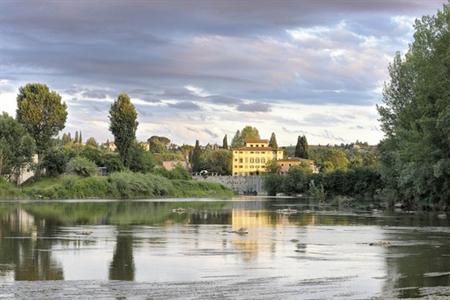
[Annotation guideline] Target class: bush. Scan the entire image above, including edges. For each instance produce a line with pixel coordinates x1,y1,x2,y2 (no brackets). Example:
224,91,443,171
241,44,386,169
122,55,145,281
128,145,155,173
108,171,173,198
66,156,97,177
263,173,284,196
154,165,191,180
41,147,75,177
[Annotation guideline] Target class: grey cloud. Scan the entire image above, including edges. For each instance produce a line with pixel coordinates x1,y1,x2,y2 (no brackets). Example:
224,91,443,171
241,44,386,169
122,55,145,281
237,102,271,112
168,101,201,110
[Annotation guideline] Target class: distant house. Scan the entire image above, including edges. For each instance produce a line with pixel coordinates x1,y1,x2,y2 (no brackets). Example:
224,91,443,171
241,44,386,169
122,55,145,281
231,138,284,176
277,157,318,174
162,160,189,171
102,140,116,152
138,142,150,151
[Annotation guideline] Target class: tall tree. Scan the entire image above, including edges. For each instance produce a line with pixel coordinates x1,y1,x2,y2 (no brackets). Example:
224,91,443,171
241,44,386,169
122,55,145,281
0,113,36,182
191,140,203,172
295,135,309,159
85,137,98,148
231,130,244,148
74,131,79,144
377,3,450,207
79,131,83,144
269,132,278,148
61,133,71,145
16,83,67,159
222,134,228,149
109,93,138,166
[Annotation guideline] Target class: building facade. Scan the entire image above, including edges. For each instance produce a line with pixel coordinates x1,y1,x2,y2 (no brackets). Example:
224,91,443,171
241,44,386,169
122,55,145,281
232,139,284,176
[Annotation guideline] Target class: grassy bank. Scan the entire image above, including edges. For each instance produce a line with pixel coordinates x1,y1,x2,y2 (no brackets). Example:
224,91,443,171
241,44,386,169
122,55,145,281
0,172,233,200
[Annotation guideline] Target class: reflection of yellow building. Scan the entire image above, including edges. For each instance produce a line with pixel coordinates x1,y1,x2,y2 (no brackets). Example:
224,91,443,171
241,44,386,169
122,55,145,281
232,139,284,176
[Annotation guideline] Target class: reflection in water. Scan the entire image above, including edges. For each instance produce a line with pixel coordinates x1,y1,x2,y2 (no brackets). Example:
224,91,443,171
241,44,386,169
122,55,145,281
110,231,135,281
0,199,449,298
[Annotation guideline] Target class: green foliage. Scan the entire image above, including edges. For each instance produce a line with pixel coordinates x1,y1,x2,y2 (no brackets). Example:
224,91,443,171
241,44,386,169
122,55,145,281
231,130,244,147
0,113,36,180
269,132,278,148
231,126,260,147
263,173,284,196
101,153,124,173
16,83,67,157
191,140,203,172
222,134,228,149
66,156,97,177
148,136,170,153
264,167,382,200
85,137,98,147
128,144,155,173
41,147,75,177
295,135,309,159
201,148,231,175
154,165,191,180
107,171,172,199
109,93,138,166
377,3,450,209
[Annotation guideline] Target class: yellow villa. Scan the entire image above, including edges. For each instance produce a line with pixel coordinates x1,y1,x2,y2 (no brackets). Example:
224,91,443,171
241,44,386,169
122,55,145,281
232,139,284,176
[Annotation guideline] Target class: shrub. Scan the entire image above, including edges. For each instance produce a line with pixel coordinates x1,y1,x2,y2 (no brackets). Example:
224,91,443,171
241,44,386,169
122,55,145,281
154,165,191,180
108,171,173,198
66,156,97,177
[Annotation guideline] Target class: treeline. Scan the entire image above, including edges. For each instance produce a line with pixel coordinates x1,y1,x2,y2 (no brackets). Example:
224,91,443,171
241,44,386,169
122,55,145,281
264,164,382,202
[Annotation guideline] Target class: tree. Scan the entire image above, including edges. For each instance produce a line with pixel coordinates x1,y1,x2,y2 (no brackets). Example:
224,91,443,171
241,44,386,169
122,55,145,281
231,130,244,147
240,126,260,142
377,3,450,208
269,132,278,148
62,133,71,145
16,83,67,159
0,113,36,181
191,140,203,172
109,93,138,166
128,143,155,173
222,134,228,149
79,131,83,145
66,156,97,177
85,137,98,148
295,135,309,159
74,131,79,144
148,136,170,153
201,149,232,175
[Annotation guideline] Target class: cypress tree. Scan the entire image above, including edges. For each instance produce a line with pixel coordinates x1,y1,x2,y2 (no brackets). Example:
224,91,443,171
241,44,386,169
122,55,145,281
191,140,203,172
269,132,278,148
222,134,228,149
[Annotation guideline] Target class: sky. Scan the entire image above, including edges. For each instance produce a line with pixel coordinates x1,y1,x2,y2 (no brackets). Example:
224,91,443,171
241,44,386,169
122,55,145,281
0,0,447,146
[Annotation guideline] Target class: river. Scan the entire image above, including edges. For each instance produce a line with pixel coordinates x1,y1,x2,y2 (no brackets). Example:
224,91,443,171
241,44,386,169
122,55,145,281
0,197,449,299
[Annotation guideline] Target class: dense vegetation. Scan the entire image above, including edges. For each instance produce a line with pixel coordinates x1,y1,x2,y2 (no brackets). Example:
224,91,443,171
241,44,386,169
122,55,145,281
377,3,450,210
0,172,232,200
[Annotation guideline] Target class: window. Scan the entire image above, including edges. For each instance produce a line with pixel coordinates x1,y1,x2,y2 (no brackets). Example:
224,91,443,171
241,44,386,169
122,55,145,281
239,165,243,168
250,158,254,163
234,158,238,162
245,158,248,163
250,145,253,147
255,158,260,163
261,158,265,163
239,158,243,163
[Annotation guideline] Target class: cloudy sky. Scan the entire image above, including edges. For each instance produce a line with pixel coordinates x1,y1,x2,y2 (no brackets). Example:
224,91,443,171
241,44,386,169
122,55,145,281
0,1,446,146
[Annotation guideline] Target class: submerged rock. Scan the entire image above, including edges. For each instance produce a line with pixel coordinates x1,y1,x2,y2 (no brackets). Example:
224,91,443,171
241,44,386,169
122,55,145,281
369,240,391,247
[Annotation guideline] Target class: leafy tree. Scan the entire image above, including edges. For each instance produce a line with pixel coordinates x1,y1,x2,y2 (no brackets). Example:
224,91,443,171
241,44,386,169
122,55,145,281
66,156,97,177
295,135,309,159
240,125,260,142
85,137,98,148
191,140,203,172
16,83,67,159
109,93,138,166
41,147,75,177
148,136,170,153
269,132,278,148
231,130,244,147
0,113,36,181
377,3,450,208
101,153,124,173
263,173,284,196
128,143,155,173
222,134,228,149
201,149,232,175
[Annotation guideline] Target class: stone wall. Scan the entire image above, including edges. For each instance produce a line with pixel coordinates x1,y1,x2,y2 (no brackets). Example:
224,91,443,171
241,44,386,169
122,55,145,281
193,175,265,195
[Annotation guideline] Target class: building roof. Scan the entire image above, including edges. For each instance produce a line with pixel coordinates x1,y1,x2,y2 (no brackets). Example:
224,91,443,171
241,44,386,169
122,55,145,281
245,138,269,143
232,146,282,151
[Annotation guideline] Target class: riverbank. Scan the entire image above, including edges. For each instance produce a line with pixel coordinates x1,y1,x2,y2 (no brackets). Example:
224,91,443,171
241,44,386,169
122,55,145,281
0,172,233,200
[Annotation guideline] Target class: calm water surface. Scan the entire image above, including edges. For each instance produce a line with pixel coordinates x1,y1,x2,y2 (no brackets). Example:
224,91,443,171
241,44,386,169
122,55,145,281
0,197,450,299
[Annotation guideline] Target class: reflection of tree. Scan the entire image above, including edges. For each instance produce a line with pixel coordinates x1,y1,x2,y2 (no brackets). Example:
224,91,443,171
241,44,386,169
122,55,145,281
109,228,135,281
0,208,63,280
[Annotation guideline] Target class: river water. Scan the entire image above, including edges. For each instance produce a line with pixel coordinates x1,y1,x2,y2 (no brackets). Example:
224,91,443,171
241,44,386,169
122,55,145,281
0,197,450,299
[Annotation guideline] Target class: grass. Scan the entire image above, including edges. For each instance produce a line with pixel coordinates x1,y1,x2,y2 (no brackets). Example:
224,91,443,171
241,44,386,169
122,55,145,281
0,171,233,200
